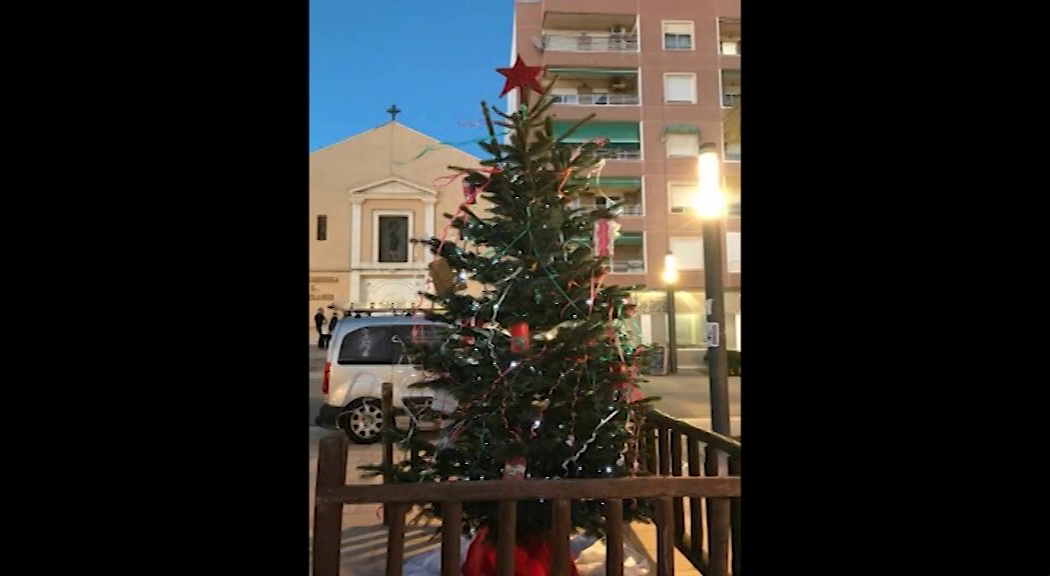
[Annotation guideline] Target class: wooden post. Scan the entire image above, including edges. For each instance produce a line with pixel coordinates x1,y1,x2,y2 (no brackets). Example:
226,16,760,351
441,502,463,576
382,382,394,527
551,500,572,576
655,497,675,576
670,432,684,541
385,503,407,576
312,435,348,576
686,439,704,565
605,498,624,576
705,446,730,576
729,455,742,576
497,501,517,576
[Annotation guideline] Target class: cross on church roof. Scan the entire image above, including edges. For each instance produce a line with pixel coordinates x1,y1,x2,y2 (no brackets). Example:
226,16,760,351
386,104,401,122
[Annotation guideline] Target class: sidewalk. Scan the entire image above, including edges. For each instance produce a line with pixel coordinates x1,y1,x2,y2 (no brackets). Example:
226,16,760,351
308,429,705,576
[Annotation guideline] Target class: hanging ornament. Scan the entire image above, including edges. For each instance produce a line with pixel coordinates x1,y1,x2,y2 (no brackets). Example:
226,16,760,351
462,178,479,205
503,456,528,480
496,55,544,97
509,321,530,353
462,316,482,345
592,218,622,257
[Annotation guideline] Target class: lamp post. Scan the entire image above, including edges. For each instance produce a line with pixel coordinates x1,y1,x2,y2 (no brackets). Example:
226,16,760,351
696,144,732,438
662,251,678,374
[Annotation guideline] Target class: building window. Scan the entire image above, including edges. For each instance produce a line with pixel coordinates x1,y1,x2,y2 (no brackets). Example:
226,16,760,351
718,18,741,55
316,215,327,241
608,232,645,273
664,73,697,104
726,232,741,273
728,198,742,216
665,133,699,158
668,182,697,213
377,215,409,263
669,237,704,270
721,70,741,108
663,21,694,50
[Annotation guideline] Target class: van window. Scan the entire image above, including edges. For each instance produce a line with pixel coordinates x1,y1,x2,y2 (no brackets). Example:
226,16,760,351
337,326,396,365
391,324,448,359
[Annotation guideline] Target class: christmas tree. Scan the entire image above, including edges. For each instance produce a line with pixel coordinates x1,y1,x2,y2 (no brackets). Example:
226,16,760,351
362,57,655,561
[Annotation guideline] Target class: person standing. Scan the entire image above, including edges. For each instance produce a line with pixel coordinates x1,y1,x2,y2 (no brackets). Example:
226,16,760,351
314,308,326,349
326,313,339,349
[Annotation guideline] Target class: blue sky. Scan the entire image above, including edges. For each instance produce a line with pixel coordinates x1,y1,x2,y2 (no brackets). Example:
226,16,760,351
309,0,514,156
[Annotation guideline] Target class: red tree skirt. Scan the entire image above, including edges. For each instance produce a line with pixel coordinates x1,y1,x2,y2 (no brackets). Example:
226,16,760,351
463,527,579,576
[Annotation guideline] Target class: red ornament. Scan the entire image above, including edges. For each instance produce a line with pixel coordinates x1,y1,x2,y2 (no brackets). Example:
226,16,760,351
503,456,527,480
510,321,530,353
463,527,579,576
463,179,478,205
463,317,482,345
496,55,544,98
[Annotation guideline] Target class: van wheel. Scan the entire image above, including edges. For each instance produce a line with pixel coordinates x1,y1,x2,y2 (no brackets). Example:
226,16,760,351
340,398,384,444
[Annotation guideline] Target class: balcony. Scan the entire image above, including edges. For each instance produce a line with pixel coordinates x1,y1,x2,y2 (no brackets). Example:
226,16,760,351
536,12,639,53
608,232,645,273
721,70,741,108
545,68,640,106
718,18,741,55
595,146,642,161
568,177,644,216
552,121,642,161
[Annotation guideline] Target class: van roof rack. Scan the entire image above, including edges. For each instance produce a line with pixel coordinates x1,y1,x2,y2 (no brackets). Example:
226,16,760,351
327,304,423,318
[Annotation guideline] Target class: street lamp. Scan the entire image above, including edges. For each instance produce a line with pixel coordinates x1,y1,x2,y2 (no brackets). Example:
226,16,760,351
695,144,732,438
662,251,678,374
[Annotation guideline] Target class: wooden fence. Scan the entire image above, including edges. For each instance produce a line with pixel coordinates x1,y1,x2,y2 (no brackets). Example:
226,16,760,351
312,384,741,576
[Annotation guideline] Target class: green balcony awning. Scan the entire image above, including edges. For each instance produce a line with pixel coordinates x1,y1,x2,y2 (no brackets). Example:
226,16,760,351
663,124,700,134
546,67,638,77
553,121,640,144
570,176,642,188
615,232,644,246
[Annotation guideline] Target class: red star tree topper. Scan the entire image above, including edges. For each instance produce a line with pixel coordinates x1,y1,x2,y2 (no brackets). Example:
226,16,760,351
496,54,544,97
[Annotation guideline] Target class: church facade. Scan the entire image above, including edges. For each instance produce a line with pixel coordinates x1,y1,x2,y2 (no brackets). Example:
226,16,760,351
309,120,482,336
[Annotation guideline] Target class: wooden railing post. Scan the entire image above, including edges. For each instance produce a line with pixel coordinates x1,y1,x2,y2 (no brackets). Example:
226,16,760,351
551,500,572,576
441,502,463,576
655,497,675,576
705,445,730,576
497,501,517,576
670,432,684,542
381,381,394,527
729,455,742,576
312,435,349,576
385,503,407,576
686,438,703,565
605,498,624,576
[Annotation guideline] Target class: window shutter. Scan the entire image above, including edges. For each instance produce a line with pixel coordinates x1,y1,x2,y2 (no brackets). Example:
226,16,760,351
664,74,695,102
668,183,695,212
669,237,704,270
726,232,741,273
665,133,699,157
664,22,693,35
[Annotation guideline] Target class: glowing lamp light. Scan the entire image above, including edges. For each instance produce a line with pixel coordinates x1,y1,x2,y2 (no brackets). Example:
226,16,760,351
662,252,678,285
694,146,725,219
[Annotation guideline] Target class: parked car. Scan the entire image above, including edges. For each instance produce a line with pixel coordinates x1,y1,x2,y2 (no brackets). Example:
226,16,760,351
315,315,450,444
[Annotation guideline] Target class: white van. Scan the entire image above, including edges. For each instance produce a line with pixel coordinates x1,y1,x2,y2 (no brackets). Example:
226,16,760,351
315,314,448,444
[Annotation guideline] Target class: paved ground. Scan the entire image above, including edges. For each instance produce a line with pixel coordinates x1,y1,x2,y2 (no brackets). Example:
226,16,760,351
308,345,738,575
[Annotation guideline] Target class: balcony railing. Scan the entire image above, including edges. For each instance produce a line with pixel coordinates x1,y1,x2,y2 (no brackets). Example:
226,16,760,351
595,148,642,161
609,259,645,273
571,202,644,215
722,93,741,109
549,93,639,106
539,32,639,53
725,143,741,162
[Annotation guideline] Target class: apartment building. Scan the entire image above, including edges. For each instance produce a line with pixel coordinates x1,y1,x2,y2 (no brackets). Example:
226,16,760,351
510,0,741,367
